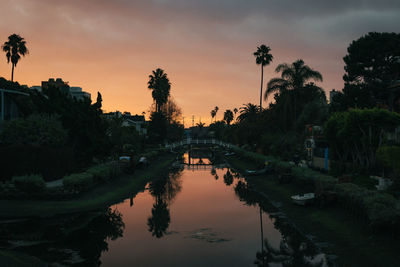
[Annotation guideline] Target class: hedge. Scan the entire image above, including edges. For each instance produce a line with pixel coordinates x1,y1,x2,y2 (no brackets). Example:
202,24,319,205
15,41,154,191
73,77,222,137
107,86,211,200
11,174,46,194
231,145,337,187
86,162,121,183
63,172,94,193
335,183,400,227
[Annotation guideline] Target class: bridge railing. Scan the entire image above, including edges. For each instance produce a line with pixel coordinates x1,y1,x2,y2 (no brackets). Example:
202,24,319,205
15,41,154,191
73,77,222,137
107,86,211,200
165,139,233,149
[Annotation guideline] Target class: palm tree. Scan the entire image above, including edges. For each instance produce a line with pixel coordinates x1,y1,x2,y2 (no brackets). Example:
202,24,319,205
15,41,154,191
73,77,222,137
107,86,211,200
2,34,29,82
147,68,171,113
223,109,234,125
237,103,259,122
265,59,323,122
210,109,216,123
233,108,238,121
214,106,219,121
254,45,273,110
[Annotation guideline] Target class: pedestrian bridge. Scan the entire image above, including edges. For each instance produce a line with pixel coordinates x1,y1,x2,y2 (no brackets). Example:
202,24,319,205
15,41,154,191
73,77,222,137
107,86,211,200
165,139,233,149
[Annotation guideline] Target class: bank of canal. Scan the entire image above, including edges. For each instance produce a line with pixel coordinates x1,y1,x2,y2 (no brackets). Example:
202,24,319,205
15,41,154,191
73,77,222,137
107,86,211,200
227,152,400,267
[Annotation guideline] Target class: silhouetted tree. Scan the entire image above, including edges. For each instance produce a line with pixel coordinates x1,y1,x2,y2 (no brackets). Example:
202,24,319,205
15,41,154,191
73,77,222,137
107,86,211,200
148,68,171,112
211,109,216,123
237,103,259,122
223,109,234,125
254,44,273,110
341,32,400,110
266,59,323,124
2,34,29,82
214,106,219,121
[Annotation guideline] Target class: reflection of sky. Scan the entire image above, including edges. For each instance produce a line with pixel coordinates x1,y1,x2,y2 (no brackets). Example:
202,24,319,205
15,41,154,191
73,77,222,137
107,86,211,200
2,1,399,125
183,152,212,165
101,168,282,266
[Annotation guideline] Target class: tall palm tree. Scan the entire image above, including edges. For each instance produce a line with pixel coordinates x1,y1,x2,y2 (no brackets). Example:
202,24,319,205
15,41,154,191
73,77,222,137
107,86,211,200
2,34,29,82
254,45,273,110
237,103,259,122
265,59,322,121
148,68,171,113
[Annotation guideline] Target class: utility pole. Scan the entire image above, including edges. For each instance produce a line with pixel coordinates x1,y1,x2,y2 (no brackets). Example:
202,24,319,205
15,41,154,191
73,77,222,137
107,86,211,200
182,116,185,127
192,115,194,127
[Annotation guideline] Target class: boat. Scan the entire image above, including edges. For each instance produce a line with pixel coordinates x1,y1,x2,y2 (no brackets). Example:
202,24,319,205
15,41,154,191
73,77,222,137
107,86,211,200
291,193,315,206
245,168,267,176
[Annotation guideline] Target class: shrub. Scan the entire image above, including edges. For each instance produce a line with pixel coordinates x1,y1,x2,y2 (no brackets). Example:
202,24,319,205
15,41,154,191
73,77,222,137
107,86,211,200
63,172,93,193
12,175,46,194
87,162,121,182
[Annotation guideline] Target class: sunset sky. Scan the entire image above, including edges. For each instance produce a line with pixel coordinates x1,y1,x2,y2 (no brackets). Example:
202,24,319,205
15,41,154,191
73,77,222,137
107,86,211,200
1,0,399,126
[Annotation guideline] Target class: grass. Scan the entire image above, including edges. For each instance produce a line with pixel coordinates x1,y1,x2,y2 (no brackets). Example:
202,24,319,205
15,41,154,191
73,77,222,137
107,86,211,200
0,153,177,218
228,154,400,267
0,250,45,267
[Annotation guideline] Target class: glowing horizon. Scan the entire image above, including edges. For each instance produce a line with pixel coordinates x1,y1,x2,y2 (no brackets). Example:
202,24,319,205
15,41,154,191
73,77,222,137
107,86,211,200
1,0,399,127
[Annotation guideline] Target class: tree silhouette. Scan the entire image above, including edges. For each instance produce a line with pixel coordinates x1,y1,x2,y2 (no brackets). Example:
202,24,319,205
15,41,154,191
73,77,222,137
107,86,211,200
223,109,234,125
148,68,171,112
214,106,219,121
265,59,322,123
237,103,259,122
2,34,29,82
211,109,216,123
254,45,273,110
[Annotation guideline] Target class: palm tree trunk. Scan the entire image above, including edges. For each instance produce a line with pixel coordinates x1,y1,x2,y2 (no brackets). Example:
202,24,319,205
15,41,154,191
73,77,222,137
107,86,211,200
259,205,264,253
11,64,15,82
260,65,263,110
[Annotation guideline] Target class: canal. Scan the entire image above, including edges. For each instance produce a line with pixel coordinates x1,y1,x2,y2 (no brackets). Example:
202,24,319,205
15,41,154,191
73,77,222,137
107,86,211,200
0,152,327,266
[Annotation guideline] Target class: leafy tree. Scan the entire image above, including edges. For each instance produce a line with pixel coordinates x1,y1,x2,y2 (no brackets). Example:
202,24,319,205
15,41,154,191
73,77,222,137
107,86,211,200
147,68,171,112
148,111,168,142
30,86,110,166
266,59,323,126
254,44,273,109
343,32,400,110
2,34,29,82
223,109,234,125
325,108,400,169
0,114,67,146
237,103,259,122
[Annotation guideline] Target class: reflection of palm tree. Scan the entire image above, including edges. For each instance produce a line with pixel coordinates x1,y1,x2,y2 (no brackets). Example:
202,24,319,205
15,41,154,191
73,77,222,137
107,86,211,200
147,169,183,238
148,198,171,238
254,44,273,110
211,168,216,176
254,237,324,267
223,169,234,186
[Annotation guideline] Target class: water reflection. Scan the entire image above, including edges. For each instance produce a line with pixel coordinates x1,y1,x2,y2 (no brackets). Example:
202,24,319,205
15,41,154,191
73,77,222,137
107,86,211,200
0,208,124,266
0,152,328,266
234,180,327,267
147,168,183,238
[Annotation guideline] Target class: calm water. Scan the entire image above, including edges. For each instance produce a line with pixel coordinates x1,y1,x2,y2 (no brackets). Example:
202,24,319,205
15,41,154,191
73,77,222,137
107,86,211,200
0,152,326,266
100,166,282,266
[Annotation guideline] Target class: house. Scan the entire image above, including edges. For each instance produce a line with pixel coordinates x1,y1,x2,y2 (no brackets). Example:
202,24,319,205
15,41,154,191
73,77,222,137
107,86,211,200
104,111,148,135
0,88,29,129
38,78,91,101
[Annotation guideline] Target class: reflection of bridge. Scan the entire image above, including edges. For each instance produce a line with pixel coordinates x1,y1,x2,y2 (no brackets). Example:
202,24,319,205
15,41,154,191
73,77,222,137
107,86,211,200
185,165,214,171
166,139,233,149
